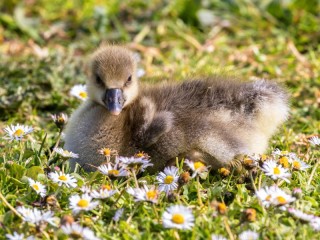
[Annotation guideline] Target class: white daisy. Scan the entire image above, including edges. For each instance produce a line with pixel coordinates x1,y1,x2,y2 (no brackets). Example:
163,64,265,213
261,160,291,183
69,194,99,214
288,208,315,222
70,84,88,101
98,163,128,177
80,185,92,194
184,160,209,179
51,113,68,128
54,147,79,158
98,147,112,157
270,186,296,206
3,124,33,141
112,208,124,222
211,234,227,240
243,154,260,168
42,211,59,227
16,206,56,226
255,186,274,208
310,217,320,231
273,149,297,159
5,232,24,240
91,188,116,199
162,205,194,230
61,223,100,240
49,171,77,188
272,149,291,157
127,185,159,204
238,230,259,240
5,233,34,240
16,206,42,225
156,166,179,193
290,158,310,171
309,136,320,146
117,156,153,172
256,186,296,207
27,178,47,197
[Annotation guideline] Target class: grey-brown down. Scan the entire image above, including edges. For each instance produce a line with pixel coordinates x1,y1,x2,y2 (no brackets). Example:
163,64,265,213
64,45,289,172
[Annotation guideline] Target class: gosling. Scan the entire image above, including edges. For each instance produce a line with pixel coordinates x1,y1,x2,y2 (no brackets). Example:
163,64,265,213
64,45,289,172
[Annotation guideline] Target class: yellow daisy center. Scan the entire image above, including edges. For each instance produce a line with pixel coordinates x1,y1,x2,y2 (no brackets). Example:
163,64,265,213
164,175,174,184
244,157,254,165
32,184,39,191
79,91,87,99
273,167,281,175
101,185,112,190
276,196,287,205
13,129,24,137
218,168,230,176
293,161,301,169
171,213,185,224
218,203,227,213
77,199,89,208
260,154,268,161
58,116,65,123
63,150,70,155
58,175,67,181
135,152,144,157
108,169,119,176
102,148,111,156
194,161,205,170
146,190,157,200
279,157,289,168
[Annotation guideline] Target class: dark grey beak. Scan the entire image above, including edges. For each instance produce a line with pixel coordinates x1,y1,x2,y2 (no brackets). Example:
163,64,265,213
104,89,124,115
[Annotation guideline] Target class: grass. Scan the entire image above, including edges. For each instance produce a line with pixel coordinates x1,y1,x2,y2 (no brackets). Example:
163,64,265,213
0,0,319,239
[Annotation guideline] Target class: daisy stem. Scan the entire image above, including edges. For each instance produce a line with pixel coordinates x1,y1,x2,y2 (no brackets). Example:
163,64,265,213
152,204,159,221
173,230,180,240
113,188,126,207
223,216,235,240
36,133,47,167
131,169,139,188
0,191,22,219
18,141,24,163
196,175,203,206
226,168,235,189
126,203,140,223
307,158,319,186
249,170,257,193
258,172,262,190
54,186,62,197
117,178,130,189
40,230,50,240
176,188,182,204
47,129,63,165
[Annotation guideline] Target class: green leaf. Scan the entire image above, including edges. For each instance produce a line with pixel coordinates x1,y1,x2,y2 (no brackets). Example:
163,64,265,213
25,166,44,179
304,196,319,207
6,163,26,179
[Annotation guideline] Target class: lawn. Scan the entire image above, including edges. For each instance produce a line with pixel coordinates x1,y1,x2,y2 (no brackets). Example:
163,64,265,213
0,0,319,239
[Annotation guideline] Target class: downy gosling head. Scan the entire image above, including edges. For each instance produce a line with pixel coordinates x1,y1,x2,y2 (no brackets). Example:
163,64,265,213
87,45,139,115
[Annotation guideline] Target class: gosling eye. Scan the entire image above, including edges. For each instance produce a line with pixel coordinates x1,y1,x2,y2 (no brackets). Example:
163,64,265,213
95,75,103,85
125,75,132,86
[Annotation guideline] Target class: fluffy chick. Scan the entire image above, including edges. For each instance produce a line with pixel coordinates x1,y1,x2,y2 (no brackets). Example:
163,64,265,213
64,45,289,172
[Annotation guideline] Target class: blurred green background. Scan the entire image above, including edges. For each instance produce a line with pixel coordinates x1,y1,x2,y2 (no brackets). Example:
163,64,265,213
0,0,319,140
